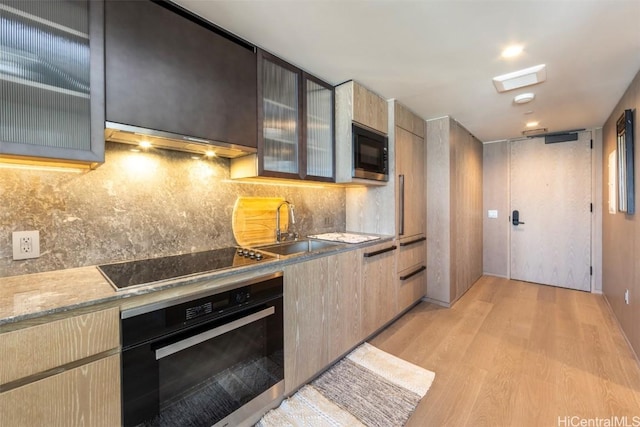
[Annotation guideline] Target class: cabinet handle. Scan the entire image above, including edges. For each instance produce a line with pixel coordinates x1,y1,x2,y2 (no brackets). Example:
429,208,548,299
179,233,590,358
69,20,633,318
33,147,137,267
399,174,405,236
363,245,397,258
400,266,426,281
399,236,426,247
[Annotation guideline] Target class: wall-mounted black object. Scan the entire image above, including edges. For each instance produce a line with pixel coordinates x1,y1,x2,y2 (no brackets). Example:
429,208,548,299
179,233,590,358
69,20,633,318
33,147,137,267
512,210,525,226
617,109,635,215
544,132,579,144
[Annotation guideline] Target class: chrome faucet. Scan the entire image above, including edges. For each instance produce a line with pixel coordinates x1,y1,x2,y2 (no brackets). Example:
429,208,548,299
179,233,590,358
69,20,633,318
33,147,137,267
275,201,298,242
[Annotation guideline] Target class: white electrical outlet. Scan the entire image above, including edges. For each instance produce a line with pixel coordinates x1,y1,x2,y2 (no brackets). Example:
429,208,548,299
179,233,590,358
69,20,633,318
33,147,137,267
625,289,630,305
12,230,40,260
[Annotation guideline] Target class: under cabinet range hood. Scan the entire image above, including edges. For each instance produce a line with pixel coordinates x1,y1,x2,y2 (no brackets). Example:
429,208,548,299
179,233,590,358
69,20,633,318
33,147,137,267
105,122,257,159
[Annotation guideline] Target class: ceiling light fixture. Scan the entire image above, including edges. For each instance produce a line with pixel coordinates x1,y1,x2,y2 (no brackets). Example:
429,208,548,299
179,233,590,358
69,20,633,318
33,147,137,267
493,64,546,93
514,93,535,104
501,45,523,58
139,141,152,149
205,150,216,157
526,121,539,128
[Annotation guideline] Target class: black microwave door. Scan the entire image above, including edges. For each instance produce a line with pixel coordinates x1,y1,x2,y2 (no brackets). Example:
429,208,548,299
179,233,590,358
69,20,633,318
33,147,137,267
356,136,385,171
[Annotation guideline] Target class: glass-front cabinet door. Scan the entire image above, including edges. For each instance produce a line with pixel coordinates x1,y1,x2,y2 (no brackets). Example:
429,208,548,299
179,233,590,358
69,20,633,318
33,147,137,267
304,75,333,180
258,50,334,181
0,0,104,168
260,52,300,177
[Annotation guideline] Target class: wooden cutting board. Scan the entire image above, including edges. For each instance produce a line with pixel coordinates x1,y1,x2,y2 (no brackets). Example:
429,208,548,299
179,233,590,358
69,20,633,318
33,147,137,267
232,197,289,246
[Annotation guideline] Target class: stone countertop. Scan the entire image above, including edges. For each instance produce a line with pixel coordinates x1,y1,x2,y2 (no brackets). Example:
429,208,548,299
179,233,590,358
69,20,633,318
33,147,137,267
0,234,394,328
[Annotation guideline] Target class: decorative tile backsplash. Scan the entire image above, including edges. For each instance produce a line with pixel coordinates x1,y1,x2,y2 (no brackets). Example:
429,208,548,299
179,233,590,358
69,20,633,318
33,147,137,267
0,142,346,278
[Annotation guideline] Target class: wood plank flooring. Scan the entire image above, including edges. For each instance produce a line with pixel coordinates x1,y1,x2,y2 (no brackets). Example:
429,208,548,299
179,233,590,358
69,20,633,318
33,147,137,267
370,276,640,427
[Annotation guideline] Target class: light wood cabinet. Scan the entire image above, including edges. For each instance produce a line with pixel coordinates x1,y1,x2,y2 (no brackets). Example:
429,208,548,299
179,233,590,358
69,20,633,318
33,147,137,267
393,102,426,311
353,82,389,134
0,307,121,426
361,242,398,338
0,354,121,427
0,307,119,386
326,250,362,361
396,126,426,239
395,102,425,139
283,257,329,394
335,80,390,184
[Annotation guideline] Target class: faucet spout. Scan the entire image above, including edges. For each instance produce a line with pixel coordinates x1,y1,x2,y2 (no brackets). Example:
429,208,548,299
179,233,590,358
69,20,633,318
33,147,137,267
276,201,298,242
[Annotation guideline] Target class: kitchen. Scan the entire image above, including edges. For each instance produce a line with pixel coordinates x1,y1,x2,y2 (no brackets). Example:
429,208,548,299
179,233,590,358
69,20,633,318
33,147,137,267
2,0,640,426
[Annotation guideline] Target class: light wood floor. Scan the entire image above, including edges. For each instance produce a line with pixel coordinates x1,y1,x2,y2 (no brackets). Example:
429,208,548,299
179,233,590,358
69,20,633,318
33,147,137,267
370,275,640,427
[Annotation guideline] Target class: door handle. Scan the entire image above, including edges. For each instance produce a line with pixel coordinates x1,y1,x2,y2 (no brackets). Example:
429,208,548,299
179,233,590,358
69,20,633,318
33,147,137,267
399,174,405,236
512,210,525,226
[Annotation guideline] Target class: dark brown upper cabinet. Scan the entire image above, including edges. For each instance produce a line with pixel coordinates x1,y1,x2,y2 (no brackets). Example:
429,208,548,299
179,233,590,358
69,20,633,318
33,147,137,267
104,0,257,150
239,49,334,182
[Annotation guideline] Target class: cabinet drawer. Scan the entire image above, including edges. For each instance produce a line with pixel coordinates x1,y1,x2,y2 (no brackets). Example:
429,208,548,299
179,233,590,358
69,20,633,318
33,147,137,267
398,238,426,272
0,354,121,427
0,307,119,386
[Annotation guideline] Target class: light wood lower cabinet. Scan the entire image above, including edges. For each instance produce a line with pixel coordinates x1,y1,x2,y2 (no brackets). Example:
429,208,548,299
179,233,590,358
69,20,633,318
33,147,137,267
0,354,121,427
326,250,362,362
361,242,397,339
397,265,426,312
284,244,402,395
0,307,121,427
283,257,329,395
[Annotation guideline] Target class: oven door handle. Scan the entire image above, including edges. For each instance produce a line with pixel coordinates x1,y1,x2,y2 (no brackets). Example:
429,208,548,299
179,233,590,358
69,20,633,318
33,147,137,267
155,306,275,360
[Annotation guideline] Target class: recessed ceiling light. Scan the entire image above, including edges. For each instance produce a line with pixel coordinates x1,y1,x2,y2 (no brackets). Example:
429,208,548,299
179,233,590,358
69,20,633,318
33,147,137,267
205,150,216,157
514,93,535,104
493,64,547,92
526,121,540,128
524,110,534,115
501,45,523,58
139,141,152,149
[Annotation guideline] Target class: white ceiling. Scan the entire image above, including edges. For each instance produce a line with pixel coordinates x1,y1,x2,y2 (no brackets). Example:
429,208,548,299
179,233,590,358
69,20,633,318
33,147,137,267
175,0,640,142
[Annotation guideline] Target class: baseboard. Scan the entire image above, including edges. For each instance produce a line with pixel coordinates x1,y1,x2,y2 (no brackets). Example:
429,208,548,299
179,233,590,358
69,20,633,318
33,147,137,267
421,296,451,308
482,272,509,279
602,294,640,367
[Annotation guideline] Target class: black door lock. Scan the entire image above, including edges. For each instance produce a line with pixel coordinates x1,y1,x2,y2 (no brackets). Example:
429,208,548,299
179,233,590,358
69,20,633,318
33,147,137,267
512,210,525,226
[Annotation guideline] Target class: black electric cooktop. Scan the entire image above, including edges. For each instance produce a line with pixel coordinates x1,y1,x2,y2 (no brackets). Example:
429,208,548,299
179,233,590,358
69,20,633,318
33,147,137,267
98,247,274,290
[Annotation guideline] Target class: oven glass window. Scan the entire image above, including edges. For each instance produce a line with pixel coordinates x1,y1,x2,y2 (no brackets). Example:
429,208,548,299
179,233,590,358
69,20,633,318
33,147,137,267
145,313,283,427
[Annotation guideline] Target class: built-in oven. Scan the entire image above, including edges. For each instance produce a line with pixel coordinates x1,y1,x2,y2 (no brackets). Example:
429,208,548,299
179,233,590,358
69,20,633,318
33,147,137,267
353,123,388,182
120,272,284,427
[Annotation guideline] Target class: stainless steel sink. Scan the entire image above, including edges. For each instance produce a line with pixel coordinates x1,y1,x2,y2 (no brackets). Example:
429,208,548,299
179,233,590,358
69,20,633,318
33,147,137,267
256,239,343,257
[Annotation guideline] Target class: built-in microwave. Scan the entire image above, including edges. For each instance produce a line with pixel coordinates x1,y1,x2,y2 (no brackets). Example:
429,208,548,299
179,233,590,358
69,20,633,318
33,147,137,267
352,123,388,182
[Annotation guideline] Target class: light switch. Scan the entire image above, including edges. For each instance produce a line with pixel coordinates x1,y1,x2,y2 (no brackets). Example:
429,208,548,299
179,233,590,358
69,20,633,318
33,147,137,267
488,210,498,219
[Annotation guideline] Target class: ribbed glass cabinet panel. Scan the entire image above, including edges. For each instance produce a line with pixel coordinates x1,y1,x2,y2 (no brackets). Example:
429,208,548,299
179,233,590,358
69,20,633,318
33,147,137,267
0,0,91,151
262,57,299,174
306,79,333,178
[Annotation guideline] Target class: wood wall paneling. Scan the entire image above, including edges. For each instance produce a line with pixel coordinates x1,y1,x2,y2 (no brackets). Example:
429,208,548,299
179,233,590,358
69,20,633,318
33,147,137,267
602,69,640,357
426,117,483,305
482,141,510,277
0,307,119,386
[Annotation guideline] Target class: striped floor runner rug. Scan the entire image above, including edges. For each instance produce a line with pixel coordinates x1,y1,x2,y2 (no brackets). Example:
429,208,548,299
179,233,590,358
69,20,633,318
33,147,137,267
257,342,435,427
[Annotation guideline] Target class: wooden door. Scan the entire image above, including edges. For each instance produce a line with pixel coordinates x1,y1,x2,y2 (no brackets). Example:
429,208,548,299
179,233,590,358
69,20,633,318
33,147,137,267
510,133,592,291
361,243,397,338
396,127,426,238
